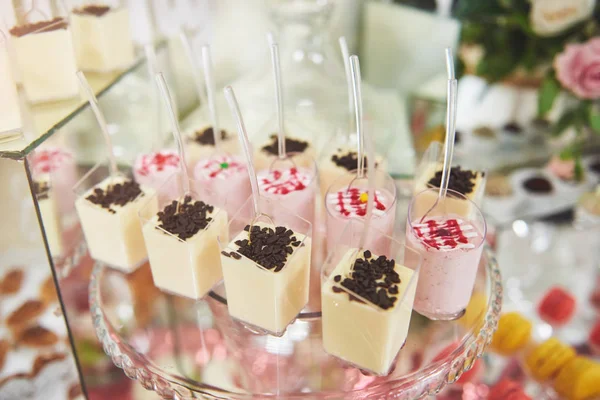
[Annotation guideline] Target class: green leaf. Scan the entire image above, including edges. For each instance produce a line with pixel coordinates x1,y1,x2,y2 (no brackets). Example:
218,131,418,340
589,104,600,133
552,109,577,136
538,76,560,117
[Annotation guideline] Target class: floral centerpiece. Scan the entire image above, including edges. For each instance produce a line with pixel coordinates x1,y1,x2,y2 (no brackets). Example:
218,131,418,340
456,0,600,179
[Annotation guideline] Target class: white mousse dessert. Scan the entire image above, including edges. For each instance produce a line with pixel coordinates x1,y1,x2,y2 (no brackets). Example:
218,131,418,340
34,179,63,257
142,196,228,299
220,222,311,335
75,176,157,271
319,148,385,195
0,38,21,137
10,18,79,104
70,5,135,72
413,165,486,218
322,248,417,376
186,126,241,167
254,135,316,171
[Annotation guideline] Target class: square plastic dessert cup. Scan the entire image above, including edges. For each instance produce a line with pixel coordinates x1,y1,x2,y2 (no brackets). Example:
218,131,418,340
406,188,486,321
324,168,397,256
10,17,79,104
73,161,157,273
321,219,422,376
69,1,135,72
218,194,312,337
139,173,229,300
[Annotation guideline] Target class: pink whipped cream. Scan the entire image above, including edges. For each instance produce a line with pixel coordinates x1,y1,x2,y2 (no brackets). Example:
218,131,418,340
257,167,312,195
31,147,77,213
31,147,74,174
411,218,479,250
326,187,387,218
135,150,180,177
194,155,246,180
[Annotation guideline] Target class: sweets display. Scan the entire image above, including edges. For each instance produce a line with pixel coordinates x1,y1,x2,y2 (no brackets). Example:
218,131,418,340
133,150,181,206
412,165,486,218
0,36,21,136
220,222,311,335
254,135,316,171
321,248,417,375
70,4,134,72
142,196,228,299
30,148,78,214
193,154,251,218
10,18,79,104
33,179,63,256
537,286,577,326
75,176,157,271
187,127,241,167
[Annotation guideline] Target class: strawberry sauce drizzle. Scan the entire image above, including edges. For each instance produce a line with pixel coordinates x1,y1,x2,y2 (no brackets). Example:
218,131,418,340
413,218,471,250
258,167,311,195
31,148,73,174
333,187,386,217
136,151,180,176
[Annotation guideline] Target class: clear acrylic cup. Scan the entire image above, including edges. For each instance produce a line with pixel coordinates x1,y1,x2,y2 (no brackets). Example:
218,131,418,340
321,219,422,376
216,194,312,336
406,188,487,321
139,173,229,300
256,151,318,234
73,161,157,272
324,168,397,256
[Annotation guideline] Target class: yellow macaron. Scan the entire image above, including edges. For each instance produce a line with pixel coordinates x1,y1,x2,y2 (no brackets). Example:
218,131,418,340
553,356,600,400
491,312,532,355
525,338,576,381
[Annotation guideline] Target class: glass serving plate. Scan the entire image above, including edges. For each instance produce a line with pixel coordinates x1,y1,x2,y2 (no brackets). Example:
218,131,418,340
89,246,501,399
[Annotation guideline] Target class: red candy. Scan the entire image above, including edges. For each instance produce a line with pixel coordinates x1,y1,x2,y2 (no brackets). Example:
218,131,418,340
489,379,531,400
537,286,576,326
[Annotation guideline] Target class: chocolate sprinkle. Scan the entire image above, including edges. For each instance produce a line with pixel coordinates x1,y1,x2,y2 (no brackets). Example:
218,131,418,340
33,180,50,201
73,5,111,17
156,196,214,240
232,225,301,272
194,127,228,146
221,251,231,257
333,251,401,310
10,18,68,37
261,134,309,156
86,179,143,214
427,166,478,196
503,122,523,135
331,150,377,172
523,176,553,194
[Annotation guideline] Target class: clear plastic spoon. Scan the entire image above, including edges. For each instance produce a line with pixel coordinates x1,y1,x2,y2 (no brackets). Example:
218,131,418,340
179,30,209,111
349,55,366,180
269,35,286,160
339,36,354,137
201,44,222,150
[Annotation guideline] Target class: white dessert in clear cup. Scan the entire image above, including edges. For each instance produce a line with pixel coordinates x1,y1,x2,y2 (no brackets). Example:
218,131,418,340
10,18,79,104
219,195,312,336
321,220,421,376
74,166,157,272
325,169,397,256
140,180,229,300
406,188,486,320
70,2,135,72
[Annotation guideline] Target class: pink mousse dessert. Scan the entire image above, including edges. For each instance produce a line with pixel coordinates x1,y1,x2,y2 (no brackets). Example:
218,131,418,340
257,167,316,233
407,215,484,320
194,154,251,217
31,147,77,213
133,150,180,205
325,187,396,256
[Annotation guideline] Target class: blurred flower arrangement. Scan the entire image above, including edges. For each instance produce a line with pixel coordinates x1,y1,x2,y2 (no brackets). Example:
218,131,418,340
456,0,600,179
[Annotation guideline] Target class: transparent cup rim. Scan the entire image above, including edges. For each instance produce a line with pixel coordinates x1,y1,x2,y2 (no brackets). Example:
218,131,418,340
324,167,397,219
407,187,487,249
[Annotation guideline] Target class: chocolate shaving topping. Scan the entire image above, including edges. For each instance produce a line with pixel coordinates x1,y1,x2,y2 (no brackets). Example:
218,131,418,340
334,250,400,310
156,196,214,240
33,180,50,201
86,179,143,214
194,127,228,146
233,225,301,272
331,150,377,172
73,5,111,17
10,18,68,37
523,176,553,194
261,134,309,156
427,166,478,196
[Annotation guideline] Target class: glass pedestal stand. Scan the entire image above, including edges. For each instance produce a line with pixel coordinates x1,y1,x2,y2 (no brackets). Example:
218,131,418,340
90,249,501,399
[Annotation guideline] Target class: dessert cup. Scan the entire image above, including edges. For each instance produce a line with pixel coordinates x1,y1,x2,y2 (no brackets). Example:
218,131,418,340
325,168,397,256
74,162,157,272
10,18,79,104
256,152,317,234
219,195,312,336
193,153,251,219
30,147,78,215
140,175,229,300
406,188,486,320
0,35,21,137
69,2,135,72
133,149,180,207
321,219,421,376
186,125,242,168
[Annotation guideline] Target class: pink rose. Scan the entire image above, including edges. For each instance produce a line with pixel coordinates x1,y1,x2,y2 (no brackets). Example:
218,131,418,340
555,37,600,99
